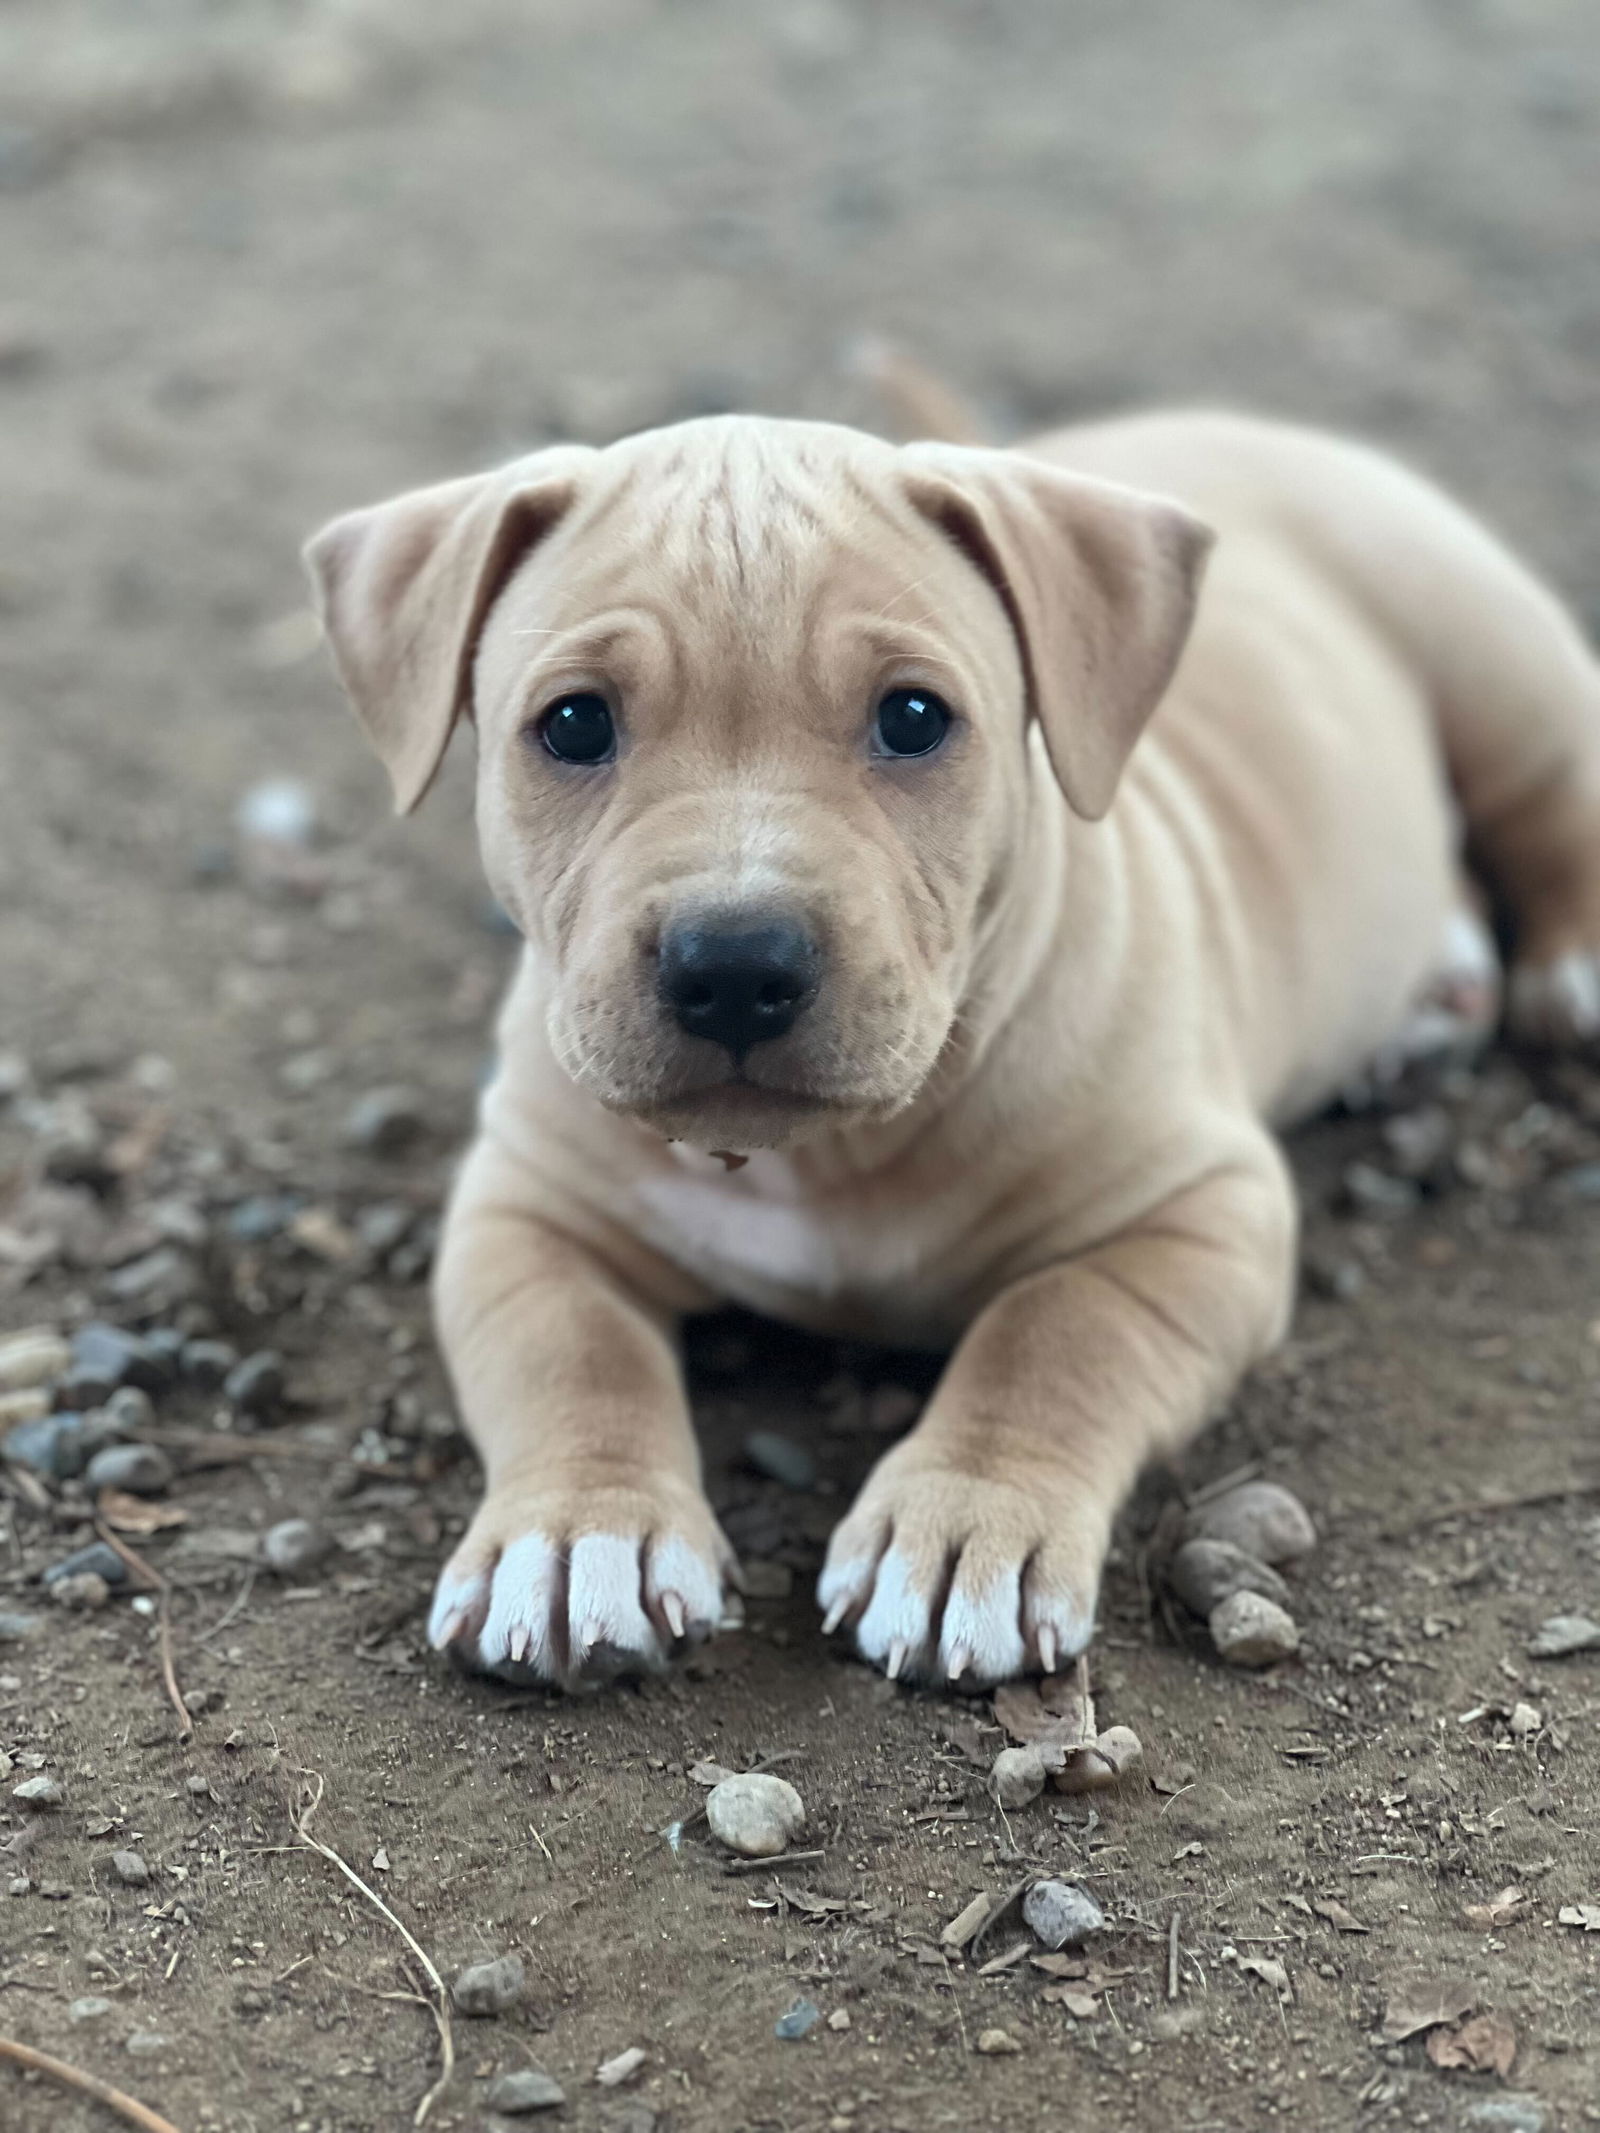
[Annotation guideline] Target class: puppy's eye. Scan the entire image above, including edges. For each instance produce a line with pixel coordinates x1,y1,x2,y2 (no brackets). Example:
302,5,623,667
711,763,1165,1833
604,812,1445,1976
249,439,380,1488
873,687,951,759
539,693,616,764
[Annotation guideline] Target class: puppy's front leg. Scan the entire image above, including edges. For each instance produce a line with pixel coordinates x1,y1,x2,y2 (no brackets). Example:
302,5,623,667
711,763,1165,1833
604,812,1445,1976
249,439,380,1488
819,1148,1296,1685
427,1144,734,1687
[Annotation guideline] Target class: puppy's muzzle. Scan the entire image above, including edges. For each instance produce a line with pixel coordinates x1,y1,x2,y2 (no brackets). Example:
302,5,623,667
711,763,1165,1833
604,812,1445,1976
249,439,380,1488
657,910,820,1060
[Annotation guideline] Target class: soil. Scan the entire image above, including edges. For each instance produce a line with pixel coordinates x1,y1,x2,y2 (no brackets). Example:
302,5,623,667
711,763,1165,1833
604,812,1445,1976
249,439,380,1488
3,4,1600,2130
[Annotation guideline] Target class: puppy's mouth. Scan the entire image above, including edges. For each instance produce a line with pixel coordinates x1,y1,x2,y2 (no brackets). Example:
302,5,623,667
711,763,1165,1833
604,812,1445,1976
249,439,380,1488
622,1072,851,1151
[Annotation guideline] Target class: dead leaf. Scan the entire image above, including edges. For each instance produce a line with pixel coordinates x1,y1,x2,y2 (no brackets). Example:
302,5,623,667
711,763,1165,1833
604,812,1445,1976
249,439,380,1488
775,1883,849,1918
1237,1954,1292,2003
1312,1896,1369,1934
1381,1977,1476,2042
688,1761,735,1788
1042,1985,1100,2019
1029,1953,1088,1980
1426,2012,1516,2076
1558,1903,1600,1932
1462,1886,1526,1930
993,1669,1094,1756
99,1489,190,1535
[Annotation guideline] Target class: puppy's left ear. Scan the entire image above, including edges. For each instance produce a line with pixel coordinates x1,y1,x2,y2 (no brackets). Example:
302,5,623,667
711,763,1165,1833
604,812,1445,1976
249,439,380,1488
902,444,1214,819
303,445,596,814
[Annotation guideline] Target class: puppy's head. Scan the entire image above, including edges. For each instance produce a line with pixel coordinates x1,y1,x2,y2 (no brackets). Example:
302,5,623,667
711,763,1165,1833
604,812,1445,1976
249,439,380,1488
306,418,1209,1149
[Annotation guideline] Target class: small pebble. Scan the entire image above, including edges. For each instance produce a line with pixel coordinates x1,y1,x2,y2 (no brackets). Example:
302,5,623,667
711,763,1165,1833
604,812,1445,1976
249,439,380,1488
237,775,317,846
595,2046,646,2088
1022,1879,1104,1949
742,1429,817,1490
1508,1702,1541,1737
1185,1481,1316,1565
1053,1725,1144,1794
226,1195,303,1244
68,1996,112,2023
1341,1161,1418,1217
85,1444,173,1496
451,1953,526,2017
42,1541,128,1589
1302,1251,1365,1302
0,1330,70,1392
0,1612,44,1643
705,1772,806,1857
13,1774,64,1808
180,1338,240,1389
111,1850,150,1886
66,1321,169,1398
828,2009,851,2031
103,1247,196,1308
0,1387,50,1428
1166,1537,1291,1616
3,1412,87,1479
989,1745,1048,1808
775,1996,820,2040
1528,1614,1600,1658
1382,1105,1455,1182
124,2031,174,2058
976,2029,1021,2055
105,1385,155,1431
262,1518,333,1575
1210,1590,1300,1667
486,2069,566,2113
344,1085,428,1156
51,1573,112,1611
1461,2100,1548,2133
224,1350,285,1416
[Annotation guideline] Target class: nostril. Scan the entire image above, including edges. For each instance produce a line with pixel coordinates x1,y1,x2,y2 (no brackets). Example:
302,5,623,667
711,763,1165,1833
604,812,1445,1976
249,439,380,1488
757,979,800,1009
679,982,717,1012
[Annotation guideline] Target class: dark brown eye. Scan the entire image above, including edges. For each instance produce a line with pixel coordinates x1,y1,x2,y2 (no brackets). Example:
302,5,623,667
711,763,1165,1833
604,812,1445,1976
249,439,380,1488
539,693,615,764
873,687,951,758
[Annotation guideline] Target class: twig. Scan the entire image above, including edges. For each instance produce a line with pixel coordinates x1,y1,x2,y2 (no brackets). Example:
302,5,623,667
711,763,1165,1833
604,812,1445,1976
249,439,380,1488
196,1568,257,1646
0,2036,181,2133
724,1848,824,1876
1392,1479,1600,1534
96,1524,192,1741
1167,1910,1181,2001
292,1774,454,2125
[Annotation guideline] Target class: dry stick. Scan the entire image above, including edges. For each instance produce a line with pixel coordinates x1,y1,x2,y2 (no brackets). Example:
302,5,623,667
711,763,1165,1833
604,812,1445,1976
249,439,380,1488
292,1774,454,2127
0,2036,181,2133
96,1524,193,1742
1167,1911,1181,2001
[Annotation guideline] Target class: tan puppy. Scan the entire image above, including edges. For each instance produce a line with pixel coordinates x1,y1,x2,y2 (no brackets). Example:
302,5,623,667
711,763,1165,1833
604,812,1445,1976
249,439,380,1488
306,408,1600,1688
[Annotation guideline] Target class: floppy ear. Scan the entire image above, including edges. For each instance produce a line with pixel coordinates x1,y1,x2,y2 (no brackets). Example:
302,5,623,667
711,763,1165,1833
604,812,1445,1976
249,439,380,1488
901,443,1214,819
303,446,595,814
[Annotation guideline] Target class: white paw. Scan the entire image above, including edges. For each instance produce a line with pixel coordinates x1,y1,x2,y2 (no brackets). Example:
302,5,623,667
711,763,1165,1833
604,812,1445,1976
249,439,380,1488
428,1483,732,1690
816,1456,1100,1688
1356,905,1501,1098
1508,949,1600,1047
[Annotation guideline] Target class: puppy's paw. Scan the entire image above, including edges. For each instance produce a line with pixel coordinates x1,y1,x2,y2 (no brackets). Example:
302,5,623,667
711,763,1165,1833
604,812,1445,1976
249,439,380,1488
816,1453,1102,1688
428,1477,734,1690
1508,947,1600,1048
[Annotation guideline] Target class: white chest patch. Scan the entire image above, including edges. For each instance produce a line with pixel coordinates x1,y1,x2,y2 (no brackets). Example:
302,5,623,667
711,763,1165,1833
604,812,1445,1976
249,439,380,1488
634,1161,851,1303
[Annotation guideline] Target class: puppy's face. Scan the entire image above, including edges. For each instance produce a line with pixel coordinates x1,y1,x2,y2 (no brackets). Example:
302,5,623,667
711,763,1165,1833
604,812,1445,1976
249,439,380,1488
309,418,1208,1150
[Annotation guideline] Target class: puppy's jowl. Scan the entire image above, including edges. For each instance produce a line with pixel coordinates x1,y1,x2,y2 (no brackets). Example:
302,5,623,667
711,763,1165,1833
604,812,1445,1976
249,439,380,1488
307,409,1600,1689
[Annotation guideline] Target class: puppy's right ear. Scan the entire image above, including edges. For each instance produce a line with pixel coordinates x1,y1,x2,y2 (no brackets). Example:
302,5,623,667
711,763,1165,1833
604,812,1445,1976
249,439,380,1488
303,446,595,814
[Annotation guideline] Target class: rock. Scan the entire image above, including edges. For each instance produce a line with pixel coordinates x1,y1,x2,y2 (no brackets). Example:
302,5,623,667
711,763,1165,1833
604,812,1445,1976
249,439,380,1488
1053,1726,1145,1793
1210,1590,1300,1667
237,776,317,847
1528,1614,1600,1658
12,1774,64,1808
4,1412,88,1479
1302,1250,1365,1301
1341,1161,1418,1217
103,1247,196,1309
595,2046,646,2087
85,1444,172,1496
487,2069,566,2113
344,1086,427,1156
51,1573,112,1611
104,1386,155,1431
705,1772,806,1857
68,1996,112,2022
65,1322,169,1397
989,1746,1048,1808
975,2028,1020,2055
124,2031,174,2059
226,1195,303,1244
1461,2099,1548,2133
1166,1538,1291,1616
451,1953,525,2017
1382,1105,1455,1183
0,1329,69,1392
1508,1702,1541,1737
1022,1879,1104,1949
1185,1481,1316,1565
0,1611,44,1642
742,1429,817,1490
775,1996,820,2040
180,1338,240,1388
42,1541,128,1589
224,1350,285,1416
0,1388,50,1429
262,1518,332,1576
111,1850,150,1886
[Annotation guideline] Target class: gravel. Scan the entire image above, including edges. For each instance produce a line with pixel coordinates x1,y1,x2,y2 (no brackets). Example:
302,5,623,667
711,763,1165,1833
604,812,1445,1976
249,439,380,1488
705,1772,806,1857
85,1443,173,1496
262,1518,333,1575
224,1350,286,1416
1167,1537,1291,1616
180,1338,240,1388
1186,1481,1316,1565
3,1412,88,1479
451,1953,526,2017
741,1429,817,1490
344,1085,428,1155
989,1745,1048,1808
1210,1590,1300,1666
1022,1879,1104,1948
486,2069,567,2113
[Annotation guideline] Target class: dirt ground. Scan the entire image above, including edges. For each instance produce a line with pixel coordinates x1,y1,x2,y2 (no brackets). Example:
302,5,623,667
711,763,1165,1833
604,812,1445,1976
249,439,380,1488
3,3,1600,2129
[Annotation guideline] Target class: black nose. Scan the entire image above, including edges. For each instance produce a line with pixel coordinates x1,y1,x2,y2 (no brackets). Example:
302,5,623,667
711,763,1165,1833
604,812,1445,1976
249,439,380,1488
658,915,820,1057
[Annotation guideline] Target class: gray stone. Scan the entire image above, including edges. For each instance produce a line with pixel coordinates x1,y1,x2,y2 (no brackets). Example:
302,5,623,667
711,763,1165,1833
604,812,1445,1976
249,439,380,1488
262,1518,332,1576
0,1329,69,1391
1185,1481,1316,1565
85,1444,173,1496
1461,2098,1548,2133
451,1953,526,2017
344,1085,427,1156
1341,1161,1419,1217
1528,1614,1600,1658
104,1385,155,1431
990,1746,1048,1808
226,1195,302,1244
66,1321,169,1396
224,1350,285,1415
705,1772,806,1857
180,1338,240,1389
0,1611,44,1643
124,2030,174,2058
12,1774,64,1808
775,1996,820,2039
51,1573,112,1610
1167,1538,1291,1617
1022,1879,1104,1949
68,1996,113,2022
111,1850,150,1886
1210,1590,1300,1667
486,2069,566,2113
1382,1105,1455,1182
43,1541,128,1589
3,1412,87,1479
742,1429,817,1490
102,1247,196,1308
237,776,317,846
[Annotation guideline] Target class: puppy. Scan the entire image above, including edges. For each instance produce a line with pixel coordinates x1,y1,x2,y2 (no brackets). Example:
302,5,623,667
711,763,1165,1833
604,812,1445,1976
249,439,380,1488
306,406,1600,1688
